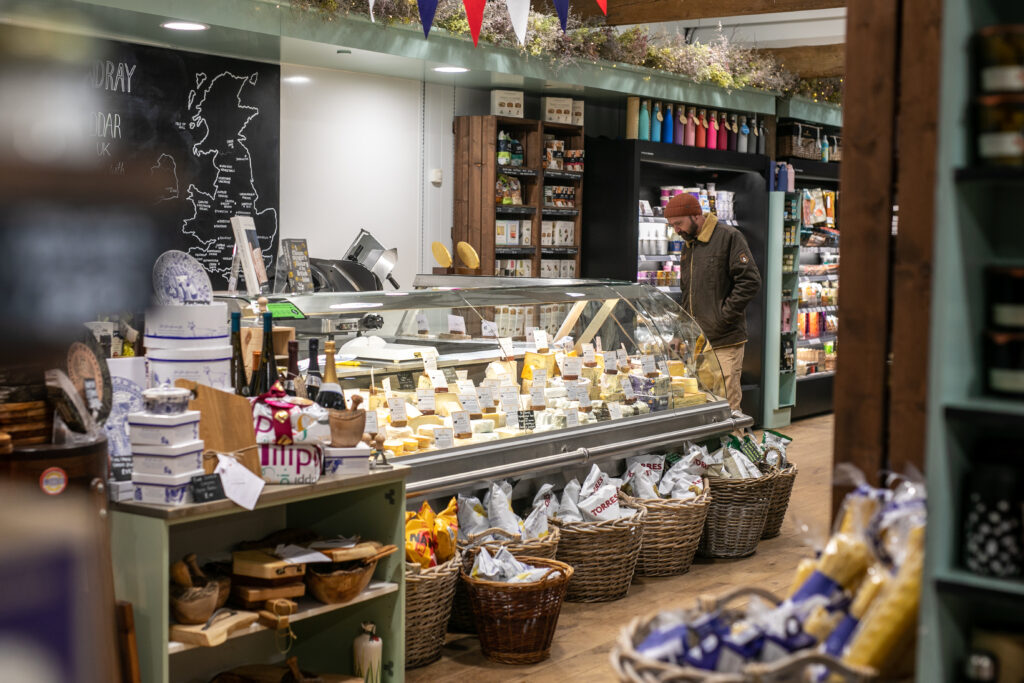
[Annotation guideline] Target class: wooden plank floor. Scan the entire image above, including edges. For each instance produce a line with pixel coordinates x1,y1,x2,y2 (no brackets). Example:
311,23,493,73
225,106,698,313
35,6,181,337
406,414,834,683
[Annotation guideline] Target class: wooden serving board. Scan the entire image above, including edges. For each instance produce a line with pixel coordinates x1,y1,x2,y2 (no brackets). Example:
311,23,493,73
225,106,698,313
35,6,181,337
318,541,383,563
175,380,259,476
230,582,305,609
170,610,258,647
232,550,306,581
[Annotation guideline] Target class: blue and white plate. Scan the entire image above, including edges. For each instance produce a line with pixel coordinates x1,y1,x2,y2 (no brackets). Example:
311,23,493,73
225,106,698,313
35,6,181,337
153,250,213,305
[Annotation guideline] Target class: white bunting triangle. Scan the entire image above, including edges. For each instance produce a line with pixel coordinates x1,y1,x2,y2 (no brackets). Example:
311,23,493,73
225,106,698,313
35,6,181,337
368,0,376,21
506,0,530,46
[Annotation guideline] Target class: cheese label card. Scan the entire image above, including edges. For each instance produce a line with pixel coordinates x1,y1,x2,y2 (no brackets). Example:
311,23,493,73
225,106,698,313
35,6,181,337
530,385,546,408
565,410,580,428
500,386,519,412
622,381,636,400
458,393,481,414
387,397,407,423
456,379,476,395
582,344,596,364
563,356,583,377
617,347,629,363
595,336,603,352
416,388,435,411
657,360,671,376
498,337,515,359
191,473,226,503
641,355,657,375
442,366,459,383
382,377,393,398
415,312,429,331
477,385,494,406
451,410,471,435
608,402,623,420
447,314,467,334
560,336,574,352
602,351,617,368
576,386,593,409
525,326,538,343
420,348,439,373
533,329,549,351
456,369,469,382
429,369,448,390
364,410,379,434
517,410,536,430
505,410,519,429
532,368,548,386
434,427,454,449
481,320,498,337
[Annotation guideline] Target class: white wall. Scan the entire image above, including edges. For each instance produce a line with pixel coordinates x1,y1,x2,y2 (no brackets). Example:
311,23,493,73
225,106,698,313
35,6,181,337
279,64,426,289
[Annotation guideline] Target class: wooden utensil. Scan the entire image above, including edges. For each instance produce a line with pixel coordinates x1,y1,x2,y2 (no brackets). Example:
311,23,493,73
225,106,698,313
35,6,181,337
233,550,306,581
230,582,305,609
170,583,218,625
169,609,259,647
170,561,192,589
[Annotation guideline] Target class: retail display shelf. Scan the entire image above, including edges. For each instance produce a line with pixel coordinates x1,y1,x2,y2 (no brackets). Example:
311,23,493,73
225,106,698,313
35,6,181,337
637,140,770,173
797,370,835,381
540,247,579,255
495,246,536,257
497,166,538,178
494,205,536,216
638,254,680,262
779,157,841,182
944,397,1024,421
801,305,838,314
543,169,583,181
799,274,839,282
542,121,584,133
934,569,1024,600
784,243,800,249
167,581,399,655
954,166,1024,184
802,246,840,254
798,334,838,346
783,270,799,275
542,208,579,217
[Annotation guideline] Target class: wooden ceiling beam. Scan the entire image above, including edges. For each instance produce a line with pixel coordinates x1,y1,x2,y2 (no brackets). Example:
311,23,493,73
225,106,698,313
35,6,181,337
572,0,846,26
763,44,844,78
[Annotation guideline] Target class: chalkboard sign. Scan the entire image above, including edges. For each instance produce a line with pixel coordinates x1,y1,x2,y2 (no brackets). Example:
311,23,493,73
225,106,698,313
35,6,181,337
110,454,133,482
191,473,226,503
93,40,280,289
517,410,536,431
395,372,417,391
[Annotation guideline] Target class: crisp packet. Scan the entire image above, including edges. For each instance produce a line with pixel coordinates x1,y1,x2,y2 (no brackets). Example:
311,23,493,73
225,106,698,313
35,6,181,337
532,483,560,519
435,497,458,562
483,479,513,511
579,483,623,521
405,514,437,569
624,461,660,499
581,463,608,495
470,546,503,580
723,443,762,479
761,430,792,468
625,453,666,481
661,457,706,496
522,504,550,540
556,478,584,522
457,494,489,541
486,481,523,537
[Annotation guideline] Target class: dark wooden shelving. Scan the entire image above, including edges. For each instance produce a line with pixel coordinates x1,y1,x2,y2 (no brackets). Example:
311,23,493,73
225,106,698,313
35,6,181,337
779,157,840,182
954,166,1024,183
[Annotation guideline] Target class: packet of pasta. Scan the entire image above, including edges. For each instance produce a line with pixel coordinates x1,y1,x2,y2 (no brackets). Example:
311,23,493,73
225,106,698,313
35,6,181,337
434,497,458,562
820,563,888,659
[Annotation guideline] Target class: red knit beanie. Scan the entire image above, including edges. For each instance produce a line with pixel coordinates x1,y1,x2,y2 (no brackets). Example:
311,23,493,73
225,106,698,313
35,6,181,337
664,193,702,218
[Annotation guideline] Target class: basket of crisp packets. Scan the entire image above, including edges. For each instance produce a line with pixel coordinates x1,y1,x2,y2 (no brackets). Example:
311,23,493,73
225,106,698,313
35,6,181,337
610,476,926,682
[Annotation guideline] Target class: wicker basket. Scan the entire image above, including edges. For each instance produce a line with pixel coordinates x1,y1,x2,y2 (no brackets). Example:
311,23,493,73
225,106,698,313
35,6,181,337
620,483,711,577
698,472,777,559
551,500,646,602
761,465,798,540
405,553,462,669
462,556,573,665
777,121,822,161
449,527,560,633
609,586,877,683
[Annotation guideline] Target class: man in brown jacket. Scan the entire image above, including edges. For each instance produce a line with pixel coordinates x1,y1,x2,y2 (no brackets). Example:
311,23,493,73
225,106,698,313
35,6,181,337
665,193,761,412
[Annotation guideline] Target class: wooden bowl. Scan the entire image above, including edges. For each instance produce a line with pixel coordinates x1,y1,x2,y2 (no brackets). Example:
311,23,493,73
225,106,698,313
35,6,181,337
305,560,377,605
170,582,219,625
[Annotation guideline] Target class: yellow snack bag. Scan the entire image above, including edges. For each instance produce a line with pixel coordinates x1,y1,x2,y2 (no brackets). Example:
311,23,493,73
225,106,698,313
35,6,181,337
434,497,459,563
419,501,436,530
405,510,416,523
405,516,437,569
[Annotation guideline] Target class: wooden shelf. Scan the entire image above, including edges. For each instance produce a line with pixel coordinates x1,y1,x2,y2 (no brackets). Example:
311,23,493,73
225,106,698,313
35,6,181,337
797,370,835,381
542,208,579,217
541,247,579,256
542,121,583,133
497,166,538,178
168,581,399,655
494,205,536,216
543,169,583,181
780,157,841,182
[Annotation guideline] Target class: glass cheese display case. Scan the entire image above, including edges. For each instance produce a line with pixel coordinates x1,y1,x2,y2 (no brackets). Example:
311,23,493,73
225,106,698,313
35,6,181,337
218,278,750,501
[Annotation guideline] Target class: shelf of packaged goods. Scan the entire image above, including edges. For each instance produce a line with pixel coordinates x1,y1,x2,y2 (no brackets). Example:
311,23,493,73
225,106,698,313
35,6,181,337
800,305,839,314
541,247,579,256
542,208,579,217
955,167,1024,184
495,205,536,216
799,274,839,282
543,169,583,181
797,370,836,381
797,334,838,347
638,254,680,262
497,166,539,178
167,581,399,655
934,569,1024,600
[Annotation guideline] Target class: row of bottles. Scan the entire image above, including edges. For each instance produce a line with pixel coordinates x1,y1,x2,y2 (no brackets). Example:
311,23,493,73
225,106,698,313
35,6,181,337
626,97,767,155
228,310,346,409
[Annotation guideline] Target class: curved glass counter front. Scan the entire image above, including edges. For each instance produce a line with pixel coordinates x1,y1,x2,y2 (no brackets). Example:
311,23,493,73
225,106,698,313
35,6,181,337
218,280,747,499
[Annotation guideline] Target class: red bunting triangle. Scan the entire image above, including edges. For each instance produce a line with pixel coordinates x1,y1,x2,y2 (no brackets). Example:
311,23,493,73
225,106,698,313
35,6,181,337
463,0,486,46
595,0,607,14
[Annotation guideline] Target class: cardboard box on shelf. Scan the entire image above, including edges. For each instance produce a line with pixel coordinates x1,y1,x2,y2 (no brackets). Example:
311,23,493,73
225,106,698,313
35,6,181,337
491,90,524,118
541,97,573,124
515,259,532,277
541,221,555,246
560,259,576,279
495,220,508,246
520,220,533,246
508,221,519,245
556,221,575,246
572,100,584,127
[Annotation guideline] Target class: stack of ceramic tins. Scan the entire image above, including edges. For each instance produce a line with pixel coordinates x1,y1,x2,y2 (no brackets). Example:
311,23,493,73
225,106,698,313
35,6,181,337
129,386,204,506
0,366,51,448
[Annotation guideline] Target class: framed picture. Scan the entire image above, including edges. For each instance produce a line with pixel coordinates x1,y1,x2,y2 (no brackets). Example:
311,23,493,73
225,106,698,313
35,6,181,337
230,215,269,296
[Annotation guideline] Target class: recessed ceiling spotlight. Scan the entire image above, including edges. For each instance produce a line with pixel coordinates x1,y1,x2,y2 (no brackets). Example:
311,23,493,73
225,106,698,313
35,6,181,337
433,66,469,73
161,21,208,31
283,76,311,84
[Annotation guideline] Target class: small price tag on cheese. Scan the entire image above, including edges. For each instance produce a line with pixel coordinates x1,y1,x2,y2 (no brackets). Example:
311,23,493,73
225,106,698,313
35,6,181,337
434,427,454,449
517,410,536,430
530,384,546,408
622,380,636,400
532,368,547,386
563,356,583,377
608,402,623,420
565,410,580,428
560,336,574,352
419,347,439,373
387,397,407,423
500,386,520,412
595,336,603,352
525,326,538,343
641,355,657,375
458,393,481,414
382,377,393,398
582,344,596,364
447,314,466,334
617,347,629,363
364,410,379,434
533,329,549,351
498,337,515,359
481,320,497,337
576,386,593,409
476,385,494,406
658,360,671,376
416,388,435,411
428,369,448,390
415,311,429,332
602,351,617,368
504,410,519,429
451,410,471,435
456,379,476,395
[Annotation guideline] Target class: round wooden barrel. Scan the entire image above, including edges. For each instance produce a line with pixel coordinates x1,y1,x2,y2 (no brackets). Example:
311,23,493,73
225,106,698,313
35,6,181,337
4,435,107,496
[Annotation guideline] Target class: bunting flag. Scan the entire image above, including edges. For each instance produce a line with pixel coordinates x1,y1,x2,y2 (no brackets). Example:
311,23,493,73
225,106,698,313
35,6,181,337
368,0,375,21
505,0,530,46
463,0,487,46
552,0,570,32
595,0,607,14
419,0,439,37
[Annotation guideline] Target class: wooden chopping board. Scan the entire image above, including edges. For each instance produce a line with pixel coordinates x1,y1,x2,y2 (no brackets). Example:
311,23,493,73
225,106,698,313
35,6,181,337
231,582,305,609
318,541,383,563
233,550,306,581
175,380,259,476
170,610,259,647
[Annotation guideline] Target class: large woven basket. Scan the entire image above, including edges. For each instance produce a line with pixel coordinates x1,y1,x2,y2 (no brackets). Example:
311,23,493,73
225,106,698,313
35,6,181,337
609,586,877,683
449,527,560,633
776,121,822,161
761,465,798,540
405,553,461,669
462,556,573,665
620,482,711,577
698,472,777,559
551,499,646,602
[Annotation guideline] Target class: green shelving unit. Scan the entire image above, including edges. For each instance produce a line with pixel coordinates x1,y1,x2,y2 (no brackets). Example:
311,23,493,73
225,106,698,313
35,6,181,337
920,1,1024,680
762,191,797,428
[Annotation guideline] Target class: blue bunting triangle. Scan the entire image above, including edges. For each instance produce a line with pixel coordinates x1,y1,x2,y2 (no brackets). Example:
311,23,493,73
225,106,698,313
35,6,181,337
419,0,439,38
552,0,570,31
